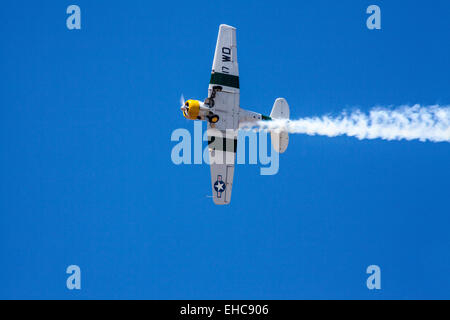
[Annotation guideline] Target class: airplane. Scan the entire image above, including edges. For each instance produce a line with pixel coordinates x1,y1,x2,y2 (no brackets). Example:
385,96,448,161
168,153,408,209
181,24,290,205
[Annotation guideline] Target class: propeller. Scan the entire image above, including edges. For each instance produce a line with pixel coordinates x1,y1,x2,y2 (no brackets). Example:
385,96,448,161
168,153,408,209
180,94,185,108
180,94,189,116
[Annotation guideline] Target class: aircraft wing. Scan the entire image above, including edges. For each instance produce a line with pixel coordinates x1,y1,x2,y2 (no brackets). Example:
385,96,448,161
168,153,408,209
208,24,240,131
207,129,237,205
210,24,239,84
207,24,240,205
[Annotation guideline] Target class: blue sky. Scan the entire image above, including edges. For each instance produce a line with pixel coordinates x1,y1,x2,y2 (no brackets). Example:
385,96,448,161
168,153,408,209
1,0,449,299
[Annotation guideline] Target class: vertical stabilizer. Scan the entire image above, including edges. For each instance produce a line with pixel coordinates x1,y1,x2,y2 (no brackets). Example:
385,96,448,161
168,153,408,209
270,98,290,153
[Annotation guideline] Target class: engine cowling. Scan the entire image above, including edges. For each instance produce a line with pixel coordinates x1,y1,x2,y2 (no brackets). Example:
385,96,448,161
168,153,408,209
182,100,201,120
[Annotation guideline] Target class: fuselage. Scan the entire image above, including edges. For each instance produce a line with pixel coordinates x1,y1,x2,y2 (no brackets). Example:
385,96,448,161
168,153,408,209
181,98,271,127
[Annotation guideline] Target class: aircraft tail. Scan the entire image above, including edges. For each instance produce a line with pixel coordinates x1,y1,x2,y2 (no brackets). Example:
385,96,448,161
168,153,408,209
269,98,290,153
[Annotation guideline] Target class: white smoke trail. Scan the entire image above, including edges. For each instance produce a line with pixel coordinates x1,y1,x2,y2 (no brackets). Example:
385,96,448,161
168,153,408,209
258,105,450,143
